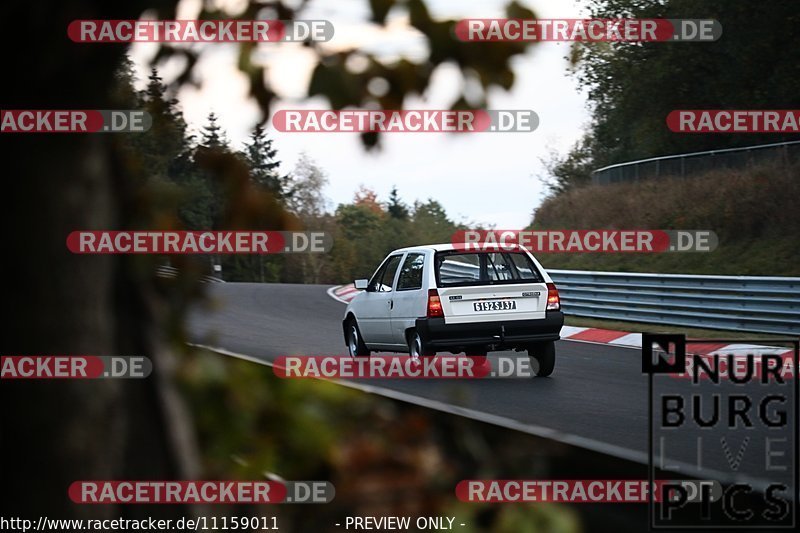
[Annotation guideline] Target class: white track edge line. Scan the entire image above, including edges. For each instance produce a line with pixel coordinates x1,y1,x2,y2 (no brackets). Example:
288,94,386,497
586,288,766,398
189,342,781,491
188,342,648,464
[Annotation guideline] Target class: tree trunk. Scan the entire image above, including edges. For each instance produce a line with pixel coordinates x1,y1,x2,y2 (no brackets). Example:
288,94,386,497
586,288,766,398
1,0,197,521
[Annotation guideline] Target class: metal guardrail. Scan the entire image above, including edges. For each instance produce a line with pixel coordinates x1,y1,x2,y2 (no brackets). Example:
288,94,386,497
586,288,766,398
592,140,800,185
438,261,799,334
549,269,800,335
156,265,224,283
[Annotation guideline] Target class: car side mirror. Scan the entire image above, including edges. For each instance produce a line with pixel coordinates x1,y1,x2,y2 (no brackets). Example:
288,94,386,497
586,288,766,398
354,279,369,290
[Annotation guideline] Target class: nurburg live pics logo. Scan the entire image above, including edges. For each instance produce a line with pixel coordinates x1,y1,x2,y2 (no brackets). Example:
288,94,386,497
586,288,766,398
643,333,799,529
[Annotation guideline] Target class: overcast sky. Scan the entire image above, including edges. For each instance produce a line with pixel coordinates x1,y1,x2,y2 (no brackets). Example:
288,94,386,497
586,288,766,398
131,0,590,228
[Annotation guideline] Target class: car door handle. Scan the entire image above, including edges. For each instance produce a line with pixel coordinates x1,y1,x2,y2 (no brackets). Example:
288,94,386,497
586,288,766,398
388,299,393,309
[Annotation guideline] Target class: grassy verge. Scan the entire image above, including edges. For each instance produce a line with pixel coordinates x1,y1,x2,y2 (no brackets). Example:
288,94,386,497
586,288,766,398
538,237,799,276
533,161,800,276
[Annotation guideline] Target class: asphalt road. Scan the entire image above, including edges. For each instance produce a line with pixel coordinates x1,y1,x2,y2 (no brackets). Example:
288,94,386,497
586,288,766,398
187,282,796,491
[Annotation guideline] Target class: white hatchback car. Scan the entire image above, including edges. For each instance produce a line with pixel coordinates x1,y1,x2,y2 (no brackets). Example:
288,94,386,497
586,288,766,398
341,244,563,376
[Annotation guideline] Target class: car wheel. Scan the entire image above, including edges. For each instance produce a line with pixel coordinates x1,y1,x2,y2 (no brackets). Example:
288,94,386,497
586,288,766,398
346,320,370,357
407,330,434,361
527,341,555,377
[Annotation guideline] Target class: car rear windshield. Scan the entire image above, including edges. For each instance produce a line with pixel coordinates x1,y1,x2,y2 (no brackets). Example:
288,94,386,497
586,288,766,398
434,251,544,287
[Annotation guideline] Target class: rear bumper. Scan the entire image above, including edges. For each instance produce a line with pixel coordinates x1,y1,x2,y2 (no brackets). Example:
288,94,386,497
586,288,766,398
415,311,564,351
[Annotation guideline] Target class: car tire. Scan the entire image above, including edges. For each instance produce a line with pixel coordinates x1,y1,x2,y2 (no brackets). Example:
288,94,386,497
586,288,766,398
407,330,434,360
346,319,370,357
528,341,556,377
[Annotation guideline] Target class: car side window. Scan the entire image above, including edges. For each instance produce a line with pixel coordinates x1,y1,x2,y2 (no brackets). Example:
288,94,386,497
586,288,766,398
396,253,425,291
367,261,388,292
369,254,403,292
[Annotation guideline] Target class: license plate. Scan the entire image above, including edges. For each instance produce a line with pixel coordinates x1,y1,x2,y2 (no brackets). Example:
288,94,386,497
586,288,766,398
473,300,516,312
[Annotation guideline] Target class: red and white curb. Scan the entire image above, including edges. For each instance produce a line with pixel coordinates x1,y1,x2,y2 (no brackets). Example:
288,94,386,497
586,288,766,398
327,283,359,304
550,327,793,361
327,284,795,361
558,326,643,349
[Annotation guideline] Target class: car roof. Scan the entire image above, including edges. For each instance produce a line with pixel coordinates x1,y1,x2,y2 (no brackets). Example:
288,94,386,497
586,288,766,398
390,243,457,253
390,243,529,253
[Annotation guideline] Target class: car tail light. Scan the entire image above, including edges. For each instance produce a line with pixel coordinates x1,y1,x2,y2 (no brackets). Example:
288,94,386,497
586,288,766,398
546,283,560,311
427,289,443,318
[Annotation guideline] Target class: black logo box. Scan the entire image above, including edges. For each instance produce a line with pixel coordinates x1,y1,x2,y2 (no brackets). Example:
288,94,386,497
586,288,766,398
644,333,799,530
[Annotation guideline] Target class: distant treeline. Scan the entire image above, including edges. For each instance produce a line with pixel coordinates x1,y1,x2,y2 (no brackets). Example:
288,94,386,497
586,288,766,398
544,0,800,194
115,58,466,284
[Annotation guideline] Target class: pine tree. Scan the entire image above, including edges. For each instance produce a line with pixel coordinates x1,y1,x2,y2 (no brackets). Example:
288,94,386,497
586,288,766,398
142,68,185,126
387,186,409,220
111,56,138,108
130,66,190,183
145,67,166,104
243,124,287,198
188,112,231,231
200,112,228,150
